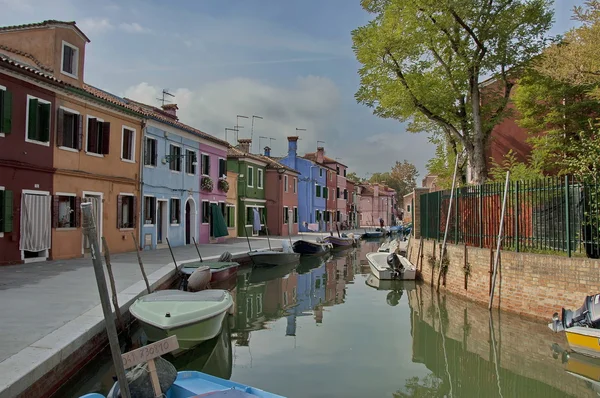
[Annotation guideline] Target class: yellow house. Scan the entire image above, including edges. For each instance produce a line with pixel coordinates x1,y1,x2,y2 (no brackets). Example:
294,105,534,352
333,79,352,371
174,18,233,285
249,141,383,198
226,171,238,238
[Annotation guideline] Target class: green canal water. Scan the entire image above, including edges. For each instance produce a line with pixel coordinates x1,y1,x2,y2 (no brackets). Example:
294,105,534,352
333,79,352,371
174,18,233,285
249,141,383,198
57,240,600,398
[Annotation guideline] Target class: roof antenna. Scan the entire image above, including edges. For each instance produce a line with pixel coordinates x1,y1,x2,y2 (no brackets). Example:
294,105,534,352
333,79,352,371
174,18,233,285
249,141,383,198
157,89,175,106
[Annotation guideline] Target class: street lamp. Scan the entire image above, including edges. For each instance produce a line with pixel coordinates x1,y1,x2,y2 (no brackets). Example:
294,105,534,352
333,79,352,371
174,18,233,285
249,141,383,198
251,115,263,152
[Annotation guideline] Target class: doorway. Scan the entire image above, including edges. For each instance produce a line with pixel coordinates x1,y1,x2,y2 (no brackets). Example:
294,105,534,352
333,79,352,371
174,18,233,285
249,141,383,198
82,192,103,255
185,201,191,244
157,200,168,245
288,209,293,236
184,197,197,245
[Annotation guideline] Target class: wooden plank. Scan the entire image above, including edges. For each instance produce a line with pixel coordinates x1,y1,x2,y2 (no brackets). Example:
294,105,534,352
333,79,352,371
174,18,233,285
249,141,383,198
146,359,162,398
121,335,179,369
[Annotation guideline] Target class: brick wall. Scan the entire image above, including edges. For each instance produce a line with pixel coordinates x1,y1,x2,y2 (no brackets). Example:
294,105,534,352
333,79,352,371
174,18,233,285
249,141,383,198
408,237,600,321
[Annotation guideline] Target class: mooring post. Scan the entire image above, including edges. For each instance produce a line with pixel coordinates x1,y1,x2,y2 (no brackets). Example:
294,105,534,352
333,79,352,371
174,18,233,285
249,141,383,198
102,237,124,331
489,171,510,310
131,233,151,294
81,203,131,398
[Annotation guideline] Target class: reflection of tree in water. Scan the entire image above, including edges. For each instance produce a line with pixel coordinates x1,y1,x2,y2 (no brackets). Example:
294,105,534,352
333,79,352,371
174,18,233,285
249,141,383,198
394,374,444,397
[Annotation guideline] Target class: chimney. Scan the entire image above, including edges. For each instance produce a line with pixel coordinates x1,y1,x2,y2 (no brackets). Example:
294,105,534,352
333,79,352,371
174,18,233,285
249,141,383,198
237,138,251,153
316,146,325,164
161,104,178,120
287,136,299,158
264,146,271,157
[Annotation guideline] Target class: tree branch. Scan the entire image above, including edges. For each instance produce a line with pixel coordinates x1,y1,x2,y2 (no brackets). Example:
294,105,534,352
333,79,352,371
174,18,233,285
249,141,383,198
449,8,487,61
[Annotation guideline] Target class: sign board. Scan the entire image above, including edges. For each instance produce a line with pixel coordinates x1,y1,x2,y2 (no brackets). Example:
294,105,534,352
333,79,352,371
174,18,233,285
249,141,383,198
121,335,179,369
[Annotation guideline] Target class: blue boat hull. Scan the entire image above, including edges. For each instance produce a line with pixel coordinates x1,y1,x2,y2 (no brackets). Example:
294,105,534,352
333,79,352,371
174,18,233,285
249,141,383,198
362,231,384,239
80,370,285,398
323,236,355,248
292,240,331,255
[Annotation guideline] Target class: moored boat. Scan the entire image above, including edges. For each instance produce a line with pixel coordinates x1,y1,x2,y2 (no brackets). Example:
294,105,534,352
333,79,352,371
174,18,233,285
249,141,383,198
365,273,416,291
549,293,600,358
182,260,240,283
129,290,233,352
366,252,417,280
323,234,356,249
249,240,301,267
292,239,332,256
362,230,384,239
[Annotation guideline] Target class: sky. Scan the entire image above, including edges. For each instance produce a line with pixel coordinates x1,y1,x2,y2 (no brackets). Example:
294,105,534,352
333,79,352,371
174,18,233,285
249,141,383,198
0,0,588,181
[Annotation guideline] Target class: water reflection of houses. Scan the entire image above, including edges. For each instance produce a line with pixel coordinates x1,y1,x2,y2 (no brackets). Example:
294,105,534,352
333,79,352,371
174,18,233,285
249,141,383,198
405,285,597,398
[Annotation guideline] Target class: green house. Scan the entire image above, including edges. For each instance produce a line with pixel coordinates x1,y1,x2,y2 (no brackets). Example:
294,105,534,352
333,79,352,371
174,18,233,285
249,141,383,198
227,140,268,237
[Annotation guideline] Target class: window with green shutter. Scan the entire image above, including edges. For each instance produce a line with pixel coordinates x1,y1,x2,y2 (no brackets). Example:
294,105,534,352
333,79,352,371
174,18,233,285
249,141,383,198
0,89,13,135
27,96,51,143
0,190,14,233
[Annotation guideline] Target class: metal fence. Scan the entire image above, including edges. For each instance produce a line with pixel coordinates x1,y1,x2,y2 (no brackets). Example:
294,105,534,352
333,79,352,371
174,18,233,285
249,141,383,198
419,176,600,258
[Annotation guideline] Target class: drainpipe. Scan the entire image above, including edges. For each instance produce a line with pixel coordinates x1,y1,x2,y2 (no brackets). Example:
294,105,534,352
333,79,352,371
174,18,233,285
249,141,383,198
139,119,146,250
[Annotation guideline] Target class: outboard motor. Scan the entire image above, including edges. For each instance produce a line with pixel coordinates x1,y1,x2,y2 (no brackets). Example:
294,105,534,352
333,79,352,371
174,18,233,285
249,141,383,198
386,253,405,279
555,294,600,330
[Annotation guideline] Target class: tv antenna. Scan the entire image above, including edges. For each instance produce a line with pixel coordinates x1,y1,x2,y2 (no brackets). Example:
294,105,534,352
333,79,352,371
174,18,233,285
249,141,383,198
157,89,175,106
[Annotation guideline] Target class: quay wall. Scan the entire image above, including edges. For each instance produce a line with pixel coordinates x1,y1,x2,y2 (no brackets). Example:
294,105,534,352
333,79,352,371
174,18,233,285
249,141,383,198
412,284,595,398
408,237,600,321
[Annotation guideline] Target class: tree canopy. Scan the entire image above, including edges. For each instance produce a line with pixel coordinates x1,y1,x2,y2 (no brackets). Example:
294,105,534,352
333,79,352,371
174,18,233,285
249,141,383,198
352,0,554,184
368,160,419,202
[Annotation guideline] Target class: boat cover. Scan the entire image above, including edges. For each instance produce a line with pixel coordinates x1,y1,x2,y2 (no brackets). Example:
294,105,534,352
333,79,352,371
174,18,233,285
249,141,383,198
139,290,226,303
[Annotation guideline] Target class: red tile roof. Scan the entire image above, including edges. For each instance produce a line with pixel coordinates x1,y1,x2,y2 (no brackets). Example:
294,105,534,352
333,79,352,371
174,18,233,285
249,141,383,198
0,44,53,72
303,152,347,167
228,146,299,174
0,20,90,42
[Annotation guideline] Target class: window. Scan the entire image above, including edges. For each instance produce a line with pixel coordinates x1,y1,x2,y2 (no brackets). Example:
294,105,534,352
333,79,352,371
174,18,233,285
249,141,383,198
121,127,135,161
329,172,332,181
344,169,347,177
219,158,227,178
336,187,340,199
144,196,156,225
257,169,263,189
336,166,340,175
26,96,51,144
0,87,13,136
144,137,157,166
315,210,321,222
344,189,348,200
201,154,210,175
170,198,181,224
53,195,78,229
202,201,210,224
319,168,323,177
336,211,341,221
169,145,182,171
220,202,226,218
323,187,328,199
226,205,235,228
283,206,289,224
284,175,288,192
57,108,81,150
247,166,254,187
0,188,13,234
407,205,411,212
117,195,136,229
86,116,110,155
186,150,197,174
293,178,297,193
61,41,79,77
246,207,264,225
293,207,298,224
316,185,321,197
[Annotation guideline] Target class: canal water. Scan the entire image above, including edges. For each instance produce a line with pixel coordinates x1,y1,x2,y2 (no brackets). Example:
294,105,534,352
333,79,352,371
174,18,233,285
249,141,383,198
57,240,600,398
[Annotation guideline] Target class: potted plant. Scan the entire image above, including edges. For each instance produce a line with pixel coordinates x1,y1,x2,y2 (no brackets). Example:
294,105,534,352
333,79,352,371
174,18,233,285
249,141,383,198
201,176,214,192
218,177,229,193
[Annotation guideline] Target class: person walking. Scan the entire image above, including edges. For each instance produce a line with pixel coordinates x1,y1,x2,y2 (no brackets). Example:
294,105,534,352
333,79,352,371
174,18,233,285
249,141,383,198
379,217,384,229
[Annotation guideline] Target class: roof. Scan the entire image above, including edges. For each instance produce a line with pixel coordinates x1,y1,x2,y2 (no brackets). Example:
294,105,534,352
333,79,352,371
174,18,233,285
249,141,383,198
0,20,91,43
82,85,230,147
303,152,347,168
228,147,299,174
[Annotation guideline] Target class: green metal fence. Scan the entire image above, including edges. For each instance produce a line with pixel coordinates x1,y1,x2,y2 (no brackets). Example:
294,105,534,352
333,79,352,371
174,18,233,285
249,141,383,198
419,176,600,258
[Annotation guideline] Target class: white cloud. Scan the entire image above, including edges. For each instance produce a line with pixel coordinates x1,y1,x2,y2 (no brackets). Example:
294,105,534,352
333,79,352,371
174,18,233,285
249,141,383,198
78,17,113,34
122,76,342,156
119,22,150,34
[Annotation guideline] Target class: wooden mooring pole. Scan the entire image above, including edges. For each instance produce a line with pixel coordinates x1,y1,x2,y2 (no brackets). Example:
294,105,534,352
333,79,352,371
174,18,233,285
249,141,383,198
131,233,151,294
81,203,131,398
489,171,510,310
102,237,124,331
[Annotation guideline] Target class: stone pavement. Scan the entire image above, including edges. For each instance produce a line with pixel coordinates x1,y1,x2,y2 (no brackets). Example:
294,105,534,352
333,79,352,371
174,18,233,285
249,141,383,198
0,231,363,397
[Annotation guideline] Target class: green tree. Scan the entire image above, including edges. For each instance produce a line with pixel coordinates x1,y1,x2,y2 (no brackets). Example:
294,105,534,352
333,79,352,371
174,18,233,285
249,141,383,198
345,171,365,183
352,0,554,184
368,160,419,203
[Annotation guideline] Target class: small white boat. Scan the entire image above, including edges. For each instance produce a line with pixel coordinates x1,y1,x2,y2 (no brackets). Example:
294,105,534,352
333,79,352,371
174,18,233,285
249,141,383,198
366,252,417,280
378,239,399,253
129,289,233,351
249,240,300,267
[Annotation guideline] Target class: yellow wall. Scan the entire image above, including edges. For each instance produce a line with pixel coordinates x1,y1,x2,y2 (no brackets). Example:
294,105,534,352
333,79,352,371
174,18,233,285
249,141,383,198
226,171,238,238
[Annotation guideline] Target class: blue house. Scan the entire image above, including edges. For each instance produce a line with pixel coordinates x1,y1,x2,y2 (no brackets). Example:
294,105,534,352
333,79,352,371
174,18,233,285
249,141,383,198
279,136,327,232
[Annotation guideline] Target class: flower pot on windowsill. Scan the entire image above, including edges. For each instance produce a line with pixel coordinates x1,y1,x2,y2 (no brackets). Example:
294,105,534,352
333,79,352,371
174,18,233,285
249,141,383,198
218,178,229,193
201,176,214,192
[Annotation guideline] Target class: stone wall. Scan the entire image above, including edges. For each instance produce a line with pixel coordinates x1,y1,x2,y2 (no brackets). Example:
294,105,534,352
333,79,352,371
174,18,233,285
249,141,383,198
408,237,600,321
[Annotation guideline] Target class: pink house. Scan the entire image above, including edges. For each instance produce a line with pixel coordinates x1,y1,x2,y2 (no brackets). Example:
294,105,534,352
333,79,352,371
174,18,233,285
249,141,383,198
358,183,396,227
199,141,229,243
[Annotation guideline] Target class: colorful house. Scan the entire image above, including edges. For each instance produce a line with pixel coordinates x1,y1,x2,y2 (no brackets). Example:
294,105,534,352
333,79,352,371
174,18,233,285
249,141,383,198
358,183,397,227
262,146,300,237
227,139,267,237
225,170,238,238
278,137,328,232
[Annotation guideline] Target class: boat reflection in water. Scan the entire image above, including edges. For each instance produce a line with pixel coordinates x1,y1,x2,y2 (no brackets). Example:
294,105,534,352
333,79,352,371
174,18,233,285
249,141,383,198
552,342,600,394
364,273,415,306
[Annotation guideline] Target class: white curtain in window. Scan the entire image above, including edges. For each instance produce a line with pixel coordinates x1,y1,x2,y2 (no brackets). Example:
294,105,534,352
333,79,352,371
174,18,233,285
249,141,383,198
20,194,51,252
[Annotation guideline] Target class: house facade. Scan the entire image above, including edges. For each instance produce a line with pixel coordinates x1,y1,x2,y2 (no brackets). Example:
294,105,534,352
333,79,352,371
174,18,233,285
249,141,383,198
346,180,357,229
227,139,267,237
358,183,396,227
263,146,300,237
278,136,327,232
225,171,238,238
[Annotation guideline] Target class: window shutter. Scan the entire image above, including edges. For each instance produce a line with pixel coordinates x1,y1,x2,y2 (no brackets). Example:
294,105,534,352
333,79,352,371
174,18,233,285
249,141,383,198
75,196,81,227
153,142,157,166
28,98,38,140
56,108,64,146
52,195,59,228
1,190,13,233
143,138,148,164
117,195,123,228
77,115,83,150
101,122,111,154
40,103,51,142
132,196,138,228
88,118,97,153
1,90,12,134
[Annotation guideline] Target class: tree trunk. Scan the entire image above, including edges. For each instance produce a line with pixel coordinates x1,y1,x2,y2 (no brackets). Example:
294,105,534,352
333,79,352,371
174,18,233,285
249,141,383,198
469,73,488,185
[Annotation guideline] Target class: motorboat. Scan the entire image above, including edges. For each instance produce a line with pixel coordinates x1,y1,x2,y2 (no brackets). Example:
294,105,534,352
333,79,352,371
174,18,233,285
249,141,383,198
362,230,384,239
292,239,332,256
366,252,417,280
323,233,357,249
549,294,600,358
365,273,416,291
181,260,240,283
180,265,211,292
378,239,399,253
129,290,233,351
81,370,285,398
249,240,300,267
